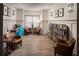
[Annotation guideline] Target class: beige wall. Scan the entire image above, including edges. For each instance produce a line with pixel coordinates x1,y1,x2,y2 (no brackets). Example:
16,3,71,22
16,9,26,27
17,9,22,25
24,10,41,16
41,10,49,35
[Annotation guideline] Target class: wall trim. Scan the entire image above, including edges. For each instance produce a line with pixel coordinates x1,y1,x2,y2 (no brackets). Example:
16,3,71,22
42,19,77,22
49,20,77,21
3,19,17,21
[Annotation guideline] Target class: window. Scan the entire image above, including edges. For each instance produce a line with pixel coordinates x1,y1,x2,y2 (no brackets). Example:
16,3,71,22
25,16,40,28
26,16,32,28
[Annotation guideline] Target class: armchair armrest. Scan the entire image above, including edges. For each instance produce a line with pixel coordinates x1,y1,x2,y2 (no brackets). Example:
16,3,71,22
55,42,75,52
56,42,70,47
14,35,21,39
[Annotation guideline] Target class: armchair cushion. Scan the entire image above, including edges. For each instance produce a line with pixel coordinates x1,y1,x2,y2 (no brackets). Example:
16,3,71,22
58,39,68,45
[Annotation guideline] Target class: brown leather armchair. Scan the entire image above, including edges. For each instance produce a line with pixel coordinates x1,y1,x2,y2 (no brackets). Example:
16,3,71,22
3,31,22,51
8,35,22,51
24,27,31,35
54,38,75,56
33,27,41,35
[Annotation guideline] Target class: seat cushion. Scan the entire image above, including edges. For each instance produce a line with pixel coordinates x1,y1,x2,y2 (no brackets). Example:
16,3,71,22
58,39,68,44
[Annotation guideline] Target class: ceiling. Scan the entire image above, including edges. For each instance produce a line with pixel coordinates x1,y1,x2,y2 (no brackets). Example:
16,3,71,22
4,3,54,10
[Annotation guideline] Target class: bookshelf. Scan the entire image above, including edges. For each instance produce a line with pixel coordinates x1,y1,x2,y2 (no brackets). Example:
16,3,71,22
49,23,69,42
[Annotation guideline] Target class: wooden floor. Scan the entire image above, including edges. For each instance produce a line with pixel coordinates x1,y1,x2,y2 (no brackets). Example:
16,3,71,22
10,35,56,56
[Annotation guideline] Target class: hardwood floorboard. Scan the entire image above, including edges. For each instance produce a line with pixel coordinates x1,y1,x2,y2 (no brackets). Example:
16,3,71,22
10,35,56,56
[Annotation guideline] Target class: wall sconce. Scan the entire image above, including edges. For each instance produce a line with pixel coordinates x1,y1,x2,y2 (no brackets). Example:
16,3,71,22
68,3,74,13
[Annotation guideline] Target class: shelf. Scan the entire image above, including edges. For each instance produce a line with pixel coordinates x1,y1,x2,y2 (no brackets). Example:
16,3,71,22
49,23,69,41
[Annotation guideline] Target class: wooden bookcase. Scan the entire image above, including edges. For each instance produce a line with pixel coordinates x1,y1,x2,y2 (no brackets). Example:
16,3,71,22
49,23,69,43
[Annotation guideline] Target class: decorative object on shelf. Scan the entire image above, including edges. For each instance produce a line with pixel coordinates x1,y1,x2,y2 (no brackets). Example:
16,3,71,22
59,24,63,29
12,10,15,15
4,5,8,16
54,10,59,17
68,3,74,13
7,8,11,16
59,8,64,17
62,24,67,30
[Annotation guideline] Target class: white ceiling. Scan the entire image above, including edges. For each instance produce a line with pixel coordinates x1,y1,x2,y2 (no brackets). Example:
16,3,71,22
4,3,54,10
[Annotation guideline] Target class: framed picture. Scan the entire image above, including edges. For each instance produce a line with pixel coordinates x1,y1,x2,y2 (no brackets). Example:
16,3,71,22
7,8,11,16
54,10,59,17
59,8,64,17
4,5,8,16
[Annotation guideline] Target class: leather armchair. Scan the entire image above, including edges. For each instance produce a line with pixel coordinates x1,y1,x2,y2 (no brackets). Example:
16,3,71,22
3,32,22,51
54,39,75,56
24,27,31,35
8,35,22,51
33,27,41,35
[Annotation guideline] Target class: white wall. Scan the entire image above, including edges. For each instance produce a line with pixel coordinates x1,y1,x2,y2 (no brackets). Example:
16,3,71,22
16,9,23,25
48,3,77,55
3,4,17,20
3,4,17,34
49,3,77,21
24,10,41,16
41,10,49,35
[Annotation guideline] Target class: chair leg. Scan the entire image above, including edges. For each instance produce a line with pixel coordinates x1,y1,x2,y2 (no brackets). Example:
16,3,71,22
54,47,56,56
54,51,56,56
11,45,15,51
21,42,22,46
6,43,9,55
11,43,15,51
20,40,22,46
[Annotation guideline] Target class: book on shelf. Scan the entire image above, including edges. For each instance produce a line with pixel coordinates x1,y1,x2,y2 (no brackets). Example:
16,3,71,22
49,23,69,41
